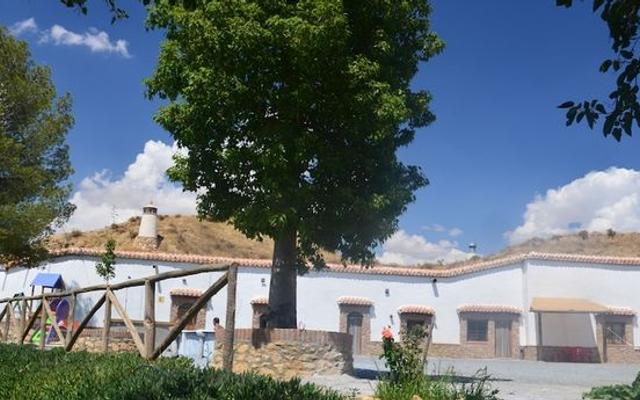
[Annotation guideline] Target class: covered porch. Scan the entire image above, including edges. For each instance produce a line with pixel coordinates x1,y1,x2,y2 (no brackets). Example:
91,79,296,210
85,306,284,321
530,297,618,363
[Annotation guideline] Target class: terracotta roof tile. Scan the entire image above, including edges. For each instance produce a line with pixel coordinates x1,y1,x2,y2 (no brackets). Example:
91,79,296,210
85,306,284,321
250,296,268,305
457,304,521,314
604,306,635,316
337,296,374,306
398,305,434,315
169,288,202,297
45,248,640,279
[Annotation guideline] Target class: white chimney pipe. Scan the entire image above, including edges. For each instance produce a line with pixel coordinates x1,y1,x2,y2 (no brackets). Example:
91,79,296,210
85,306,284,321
135,202,159,250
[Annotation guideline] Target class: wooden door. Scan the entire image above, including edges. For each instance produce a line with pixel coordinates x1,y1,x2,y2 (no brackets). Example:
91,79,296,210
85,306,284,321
177,303,197,330
495,320,511,358
347,312,363,354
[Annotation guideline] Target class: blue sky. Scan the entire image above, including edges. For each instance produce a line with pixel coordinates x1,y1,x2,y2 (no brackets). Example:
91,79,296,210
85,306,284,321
3,1,640,264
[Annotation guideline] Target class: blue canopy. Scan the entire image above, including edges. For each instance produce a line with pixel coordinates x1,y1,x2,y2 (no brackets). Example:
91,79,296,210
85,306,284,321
31,273,64,289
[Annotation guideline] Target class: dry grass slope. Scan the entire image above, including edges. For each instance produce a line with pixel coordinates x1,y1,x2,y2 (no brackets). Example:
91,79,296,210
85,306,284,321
412,230,640,269
495,231,640,258
48,215,340,262
48,215,275,259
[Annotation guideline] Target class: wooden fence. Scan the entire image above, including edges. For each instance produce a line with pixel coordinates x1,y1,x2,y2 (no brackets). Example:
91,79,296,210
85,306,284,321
0,263,238,370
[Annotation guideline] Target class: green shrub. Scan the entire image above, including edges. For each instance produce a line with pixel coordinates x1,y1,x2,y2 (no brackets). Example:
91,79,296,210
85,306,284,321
583,371,640,400
377,328,500,400
0,344,346,400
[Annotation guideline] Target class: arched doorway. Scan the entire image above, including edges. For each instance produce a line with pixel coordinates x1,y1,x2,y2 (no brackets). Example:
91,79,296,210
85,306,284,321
347,312,364,354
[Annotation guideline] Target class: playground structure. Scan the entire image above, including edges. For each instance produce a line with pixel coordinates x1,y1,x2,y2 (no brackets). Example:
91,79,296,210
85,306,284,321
0,263,238,371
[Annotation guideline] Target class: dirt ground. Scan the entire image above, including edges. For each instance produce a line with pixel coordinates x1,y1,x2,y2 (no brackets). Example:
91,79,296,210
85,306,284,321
302,356,640,400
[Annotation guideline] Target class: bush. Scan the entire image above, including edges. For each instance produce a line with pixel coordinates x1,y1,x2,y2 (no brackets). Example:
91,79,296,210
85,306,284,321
377,328,500,400
0,344,347,400
583,372,640,399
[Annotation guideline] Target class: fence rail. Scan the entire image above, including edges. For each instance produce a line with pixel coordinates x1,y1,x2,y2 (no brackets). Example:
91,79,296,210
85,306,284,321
0,263,238,370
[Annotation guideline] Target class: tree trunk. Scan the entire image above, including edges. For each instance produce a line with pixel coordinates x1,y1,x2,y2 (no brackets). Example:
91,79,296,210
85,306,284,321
267,229,297,328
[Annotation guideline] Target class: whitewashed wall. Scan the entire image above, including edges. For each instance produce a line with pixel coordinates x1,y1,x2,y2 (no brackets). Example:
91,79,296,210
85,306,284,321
1,256,639,348
525,259,640,347
0,257,227,329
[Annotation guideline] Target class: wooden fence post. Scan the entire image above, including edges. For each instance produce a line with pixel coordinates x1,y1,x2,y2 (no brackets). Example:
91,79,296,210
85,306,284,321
66,294,76,348
102,289,112,352
144,280,155,359
3,301,10,342
20,298,26,343
40,295,46,350
222,264,238,371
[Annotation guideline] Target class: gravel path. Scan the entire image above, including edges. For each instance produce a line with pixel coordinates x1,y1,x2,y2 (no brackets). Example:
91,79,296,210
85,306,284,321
303,356,640,400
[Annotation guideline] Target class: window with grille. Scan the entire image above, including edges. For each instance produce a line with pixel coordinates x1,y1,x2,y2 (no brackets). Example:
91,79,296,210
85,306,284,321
467,319,488,342
606,322,626,345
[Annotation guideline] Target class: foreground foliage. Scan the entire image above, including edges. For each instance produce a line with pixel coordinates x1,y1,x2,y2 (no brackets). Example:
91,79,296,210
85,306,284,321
0,28,75,267
583,371,640,400
377,328,500,400
0,344,346,400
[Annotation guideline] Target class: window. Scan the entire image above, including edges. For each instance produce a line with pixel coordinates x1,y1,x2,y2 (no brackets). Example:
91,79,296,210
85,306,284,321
406,319,426,337
606,322,626,345
467,319,488,342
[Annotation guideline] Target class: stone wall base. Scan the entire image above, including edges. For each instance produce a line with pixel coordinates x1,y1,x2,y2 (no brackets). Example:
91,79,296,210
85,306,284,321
212,329,353,379
72,337,138,353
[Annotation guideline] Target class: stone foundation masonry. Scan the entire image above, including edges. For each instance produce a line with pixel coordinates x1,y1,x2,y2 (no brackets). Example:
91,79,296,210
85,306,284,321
212,329,353,380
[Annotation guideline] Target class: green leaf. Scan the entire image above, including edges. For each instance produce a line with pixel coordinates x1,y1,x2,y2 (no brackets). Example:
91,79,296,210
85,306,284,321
599,59,612,72
603,116,615,134
566,107,578,125
612,127,622,141
621,50,634,59
558,101,575,109
595,104,606,114
613,60,621,71
623,112,633,135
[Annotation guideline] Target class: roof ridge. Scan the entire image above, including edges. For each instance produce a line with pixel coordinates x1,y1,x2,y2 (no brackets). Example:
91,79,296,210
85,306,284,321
44,247,640,278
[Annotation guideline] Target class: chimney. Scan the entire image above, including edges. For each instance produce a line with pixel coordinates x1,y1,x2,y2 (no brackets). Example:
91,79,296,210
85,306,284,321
135,202,159,250
468,242,477,254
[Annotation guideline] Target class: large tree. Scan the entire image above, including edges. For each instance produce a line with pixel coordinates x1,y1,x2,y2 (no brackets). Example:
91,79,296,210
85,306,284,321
557,0,640,140
0,28,75,267
146,0,443,327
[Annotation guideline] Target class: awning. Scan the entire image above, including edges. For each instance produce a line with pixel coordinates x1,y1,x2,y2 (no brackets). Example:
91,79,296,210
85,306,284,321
30,273,64,289
530,297,608,313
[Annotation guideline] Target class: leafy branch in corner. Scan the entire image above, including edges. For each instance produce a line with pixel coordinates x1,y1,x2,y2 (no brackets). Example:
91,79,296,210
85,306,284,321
557,0,640,141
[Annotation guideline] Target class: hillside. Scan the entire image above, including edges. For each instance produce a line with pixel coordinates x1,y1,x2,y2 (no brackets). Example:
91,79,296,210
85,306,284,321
48,215,341,263
48,215,277,260
414,230,640,269
49,218,640,267
493,231,640,259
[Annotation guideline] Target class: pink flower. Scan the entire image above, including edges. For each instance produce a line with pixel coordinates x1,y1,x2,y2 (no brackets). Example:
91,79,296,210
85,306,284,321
382,326,394,340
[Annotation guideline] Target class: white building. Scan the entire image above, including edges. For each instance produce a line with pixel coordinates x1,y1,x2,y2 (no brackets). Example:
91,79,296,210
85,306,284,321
2,247,639,363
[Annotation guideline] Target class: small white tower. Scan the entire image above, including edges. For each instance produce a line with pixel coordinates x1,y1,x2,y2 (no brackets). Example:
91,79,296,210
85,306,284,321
135,202,159,250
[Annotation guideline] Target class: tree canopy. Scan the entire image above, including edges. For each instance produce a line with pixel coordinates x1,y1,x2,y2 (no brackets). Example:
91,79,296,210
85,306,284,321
557,0,640,141
146,0,442,327
0,28,75,267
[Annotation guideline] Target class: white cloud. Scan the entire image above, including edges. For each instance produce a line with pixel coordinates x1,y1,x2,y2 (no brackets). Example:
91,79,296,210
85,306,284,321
9,18,38,36
422,223,463,237
39,24,130,58
507,167,640,244
448,227,463,237
377,230,474,266
63,140,196,231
